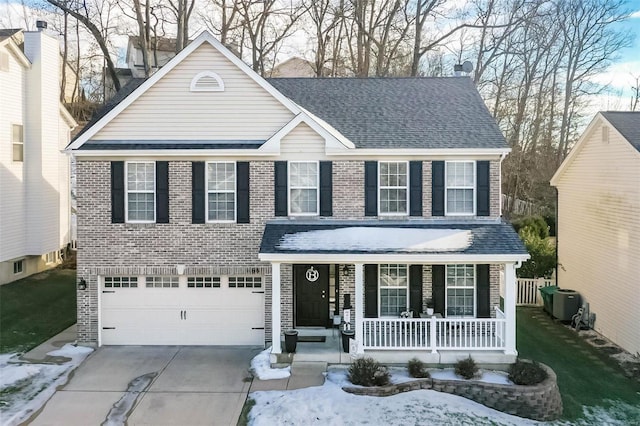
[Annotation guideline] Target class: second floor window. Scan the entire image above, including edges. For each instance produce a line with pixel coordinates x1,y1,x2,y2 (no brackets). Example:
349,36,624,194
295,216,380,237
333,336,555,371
289,161,318,215
445,161,475,215
12,124,23,162
126,162,155,222
207,162,236,222
379,161,408,215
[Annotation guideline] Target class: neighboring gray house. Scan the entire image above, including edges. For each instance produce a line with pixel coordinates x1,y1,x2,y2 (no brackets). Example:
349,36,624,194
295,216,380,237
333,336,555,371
67,31,528,364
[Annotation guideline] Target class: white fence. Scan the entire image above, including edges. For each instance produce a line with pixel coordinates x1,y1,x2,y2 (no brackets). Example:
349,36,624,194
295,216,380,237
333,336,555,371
362,308,506,351
516,278,555,305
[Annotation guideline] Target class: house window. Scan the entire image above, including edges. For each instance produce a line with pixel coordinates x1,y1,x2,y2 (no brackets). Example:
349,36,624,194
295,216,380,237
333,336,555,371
146,276,179,288
187,277,221,288
379,264,408,317
446,265,475,317
229,276,262,288
45,251,57,264
104,277,138,288
289,161,318,215
126,162,155,222
445,161,475,215
13,260,24,274
12,124,23,162
378,161,408,215
207,162,236,222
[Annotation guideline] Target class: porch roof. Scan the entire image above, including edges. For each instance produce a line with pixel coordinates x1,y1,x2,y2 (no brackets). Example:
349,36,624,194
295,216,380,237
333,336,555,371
259,219,529,263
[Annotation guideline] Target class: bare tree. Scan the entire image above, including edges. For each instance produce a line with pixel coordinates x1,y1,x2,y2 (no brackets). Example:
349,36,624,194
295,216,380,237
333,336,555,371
168,0,196,51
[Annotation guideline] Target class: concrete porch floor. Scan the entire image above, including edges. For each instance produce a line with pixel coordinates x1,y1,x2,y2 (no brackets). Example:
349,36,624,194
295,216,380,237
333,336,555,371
279,328,354,364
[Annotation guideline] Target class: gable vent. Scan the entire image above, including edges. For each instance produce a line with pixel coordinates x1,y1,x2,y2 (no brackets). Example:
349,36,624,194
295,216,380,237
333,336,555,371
0,51,9,72
190,71,225,92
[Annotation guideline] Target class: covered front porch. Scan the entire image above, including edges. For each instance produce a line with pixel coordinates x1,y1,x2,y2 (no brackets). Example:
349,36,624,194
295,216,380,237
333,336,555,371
259,220,529,364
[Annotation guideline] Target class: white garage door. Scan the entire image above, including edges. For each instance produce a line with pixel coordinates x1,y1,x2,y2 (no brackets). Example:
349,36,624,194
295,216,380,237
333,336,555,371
100,276,265,346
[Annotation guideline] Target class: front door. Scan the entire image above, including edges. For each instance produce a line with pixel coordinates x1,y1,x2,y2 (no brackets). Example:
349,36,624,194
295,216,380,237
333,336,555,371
294,264,329,327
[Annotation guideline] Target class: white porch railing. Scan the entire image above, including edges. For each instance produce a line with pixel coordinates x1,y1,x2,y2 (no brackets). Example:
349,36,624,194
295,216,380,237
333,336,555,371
516,278,554,305
362,308,507,351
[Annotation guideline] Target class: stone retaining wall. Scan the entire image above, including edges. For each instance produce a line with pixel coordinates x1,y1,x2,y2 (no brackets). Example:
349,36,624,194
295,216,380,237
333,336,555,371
343,363,562,422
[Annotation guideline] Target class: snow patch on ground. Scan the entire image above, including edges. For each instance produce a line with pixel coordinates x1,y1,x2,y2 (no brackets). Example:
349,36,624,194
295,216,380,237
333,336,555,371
250,347,291,380
277,227,472,252
0,344,93,426
430,368,513,385
249,369,536,426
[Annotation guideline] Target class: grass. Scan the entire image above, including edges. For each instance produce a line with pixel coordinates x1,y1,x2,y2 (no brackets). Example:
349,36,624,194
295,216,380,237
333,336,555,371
236,396,255,426
516,307,640,421
0,268,76,353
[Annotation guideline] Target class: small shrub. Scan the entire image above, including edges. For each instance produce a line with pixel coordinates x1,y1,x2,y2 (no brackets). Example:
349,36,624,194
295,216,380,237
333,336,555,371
407,358,430,378
508,359,548,385
455,356,479,380
348,357,390,386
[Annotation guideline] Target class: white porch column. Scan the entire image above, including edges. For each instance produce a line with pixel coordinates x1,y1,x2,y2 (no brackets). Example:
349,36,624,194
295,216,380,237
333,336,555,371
354,263,365,354
271,262,282,354
504,262,518,356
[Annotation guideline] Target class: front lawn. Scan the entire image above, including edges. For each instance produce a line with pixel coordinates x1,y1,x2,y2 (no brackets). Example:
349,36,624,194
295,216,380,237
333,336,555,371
516,307,640,422
0,269,76,353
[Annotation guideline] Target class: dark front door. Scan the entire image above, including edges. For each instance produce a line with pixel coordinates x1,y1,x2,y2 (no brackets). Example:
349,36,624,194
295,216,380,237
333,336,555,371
294,264,329,327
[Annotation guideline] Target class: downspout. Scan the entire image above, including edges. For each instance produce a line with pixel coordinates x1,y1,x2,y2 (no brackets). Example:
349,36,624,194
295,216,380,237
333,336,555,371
553,186,559,287
499,152,507,216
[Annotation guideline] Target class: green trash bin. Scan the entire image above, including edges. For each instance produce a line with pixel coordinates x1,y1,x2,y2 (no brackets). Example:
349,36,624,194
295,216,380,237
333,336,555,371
539,285,559,315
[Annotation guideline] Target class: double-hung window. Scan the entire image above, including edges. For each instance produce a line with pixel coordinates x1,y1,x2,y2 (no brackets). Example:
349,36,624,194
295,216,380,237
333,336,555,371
379,161,408,215
379,264,408,317
126,162,155,222
12,124,23,162
289,161,318,215
207,162,236,222
446,264,475,317
445,161,475,215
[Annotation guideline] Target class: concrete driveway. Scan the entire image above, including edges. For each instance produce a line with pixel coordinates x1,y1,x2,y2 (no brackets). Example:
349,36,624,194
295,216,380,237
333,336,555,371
29,346,260,426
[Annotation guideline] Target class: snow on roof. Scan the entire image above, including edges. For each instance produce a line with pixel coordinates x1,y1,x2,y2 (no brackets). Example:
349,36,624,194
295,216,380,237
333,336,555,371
276,227,472,252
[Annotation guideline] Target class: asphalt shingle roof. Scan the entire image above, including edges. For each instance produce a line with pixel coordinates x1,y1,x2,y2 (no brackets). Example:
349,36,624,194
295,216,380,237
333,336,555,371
267,77,507,150
260,220,527,256
601,111,640,152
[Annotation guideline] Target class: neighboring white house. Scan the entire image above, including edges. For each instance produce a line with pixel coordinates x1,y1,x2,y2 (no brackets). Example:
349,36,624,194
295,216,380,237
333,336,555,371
0,27,77,284
551,111,640,356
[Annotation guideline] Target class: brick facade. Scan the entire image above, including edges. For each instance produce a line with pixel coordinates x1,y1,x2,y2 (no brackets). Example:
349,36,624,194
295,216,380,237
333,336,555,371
77,159,505,346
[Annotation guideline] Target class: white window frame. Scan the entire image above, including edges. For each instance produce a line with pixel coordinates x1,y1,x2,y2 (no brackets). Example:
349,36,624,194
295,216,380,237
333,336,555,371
125,161,156,223
45,251,57,264
288,161,319,216
104,276,138,288
206,161,236,223
378,161,409,216
187,276,221,288
229,276,262,288
378,264,409,318
13,259,24,274
444,161,476,216
12,123,24,162
146,276,179,288
445,264,476,318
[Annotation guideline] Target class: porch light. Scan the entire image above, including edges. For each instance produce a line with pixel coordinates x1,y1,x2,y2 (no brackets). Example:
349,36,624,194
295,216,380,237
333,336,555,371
78,278,87,290
342,265,349,277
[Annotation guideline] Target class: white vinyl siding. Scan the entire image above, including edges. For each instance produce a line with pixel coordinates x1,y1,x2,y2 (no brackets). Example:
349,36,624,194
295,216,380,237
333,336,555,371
446,264,475,318
206,162,236,222
379,264,408,317
126,162,155,223
555,118,640,355
378,161,408,215
94,43,294,141
288,161,319,215
280,122,326,159
445,161,475,215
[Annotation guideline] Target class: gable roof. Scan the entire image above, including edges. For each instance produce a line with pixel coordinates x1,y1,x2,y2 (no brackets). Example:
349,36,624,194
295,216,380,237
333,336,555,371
267,77,508,150
601,111,640,152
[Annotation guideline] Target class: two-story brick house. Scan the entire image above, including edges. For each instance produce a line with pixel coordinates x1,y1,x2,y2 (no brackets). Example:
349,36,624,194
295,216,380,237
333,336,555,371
67,31,528,364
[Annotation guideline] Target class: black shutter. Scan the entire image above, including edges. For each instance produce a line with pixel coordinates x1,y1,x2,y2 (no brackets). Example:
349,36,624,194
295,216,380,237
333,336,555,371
476,161,490,216
192,162,205,224
409,265,423,314
432,161,445,216
274,161,288,216
364,264,378,318
409,161,423,216
320,161,332,216
364,161,378,216
432,265,445,316
156,162,169,223
111,161,124,223
476,264,490,318
236,162,250,223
